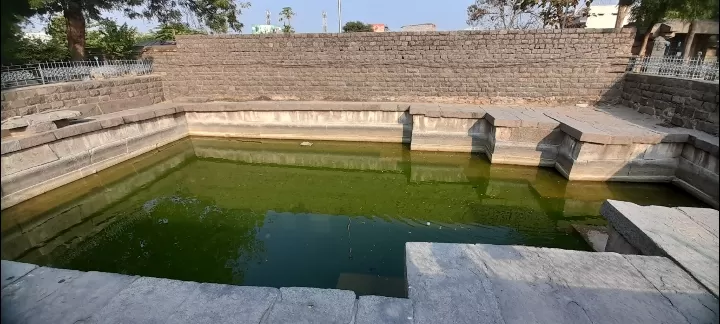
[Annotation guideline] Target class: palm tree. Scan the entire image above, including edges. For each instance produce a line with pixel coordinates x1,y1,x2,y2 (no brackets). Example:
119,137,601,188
279,7,296,27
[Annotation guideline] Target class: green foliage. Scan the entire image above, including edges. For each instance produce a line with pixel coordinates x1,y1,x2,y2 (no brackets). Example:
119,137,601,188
278,7,296,34
23,0,251,59
342,21,374,32
281,25,295,34
279,7,296,26
95,20,137,59
516,0,593,28
153,22,205,41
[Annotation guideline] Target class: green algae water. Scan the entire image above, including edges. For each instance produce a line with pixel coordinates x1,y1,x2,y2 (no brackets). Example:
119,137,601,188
1,137,706,297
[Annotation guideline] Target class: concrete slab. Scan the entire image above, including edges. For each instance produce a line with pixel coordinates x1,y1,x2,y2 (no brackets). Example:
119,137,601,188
87,276,202,324
166,283,279,324
601,200,719,297
0,260,37,288
1,266,84,323
263,287,357,324
624,255,719,324
2,270,137,324
406,242,705,324
355,295,413,324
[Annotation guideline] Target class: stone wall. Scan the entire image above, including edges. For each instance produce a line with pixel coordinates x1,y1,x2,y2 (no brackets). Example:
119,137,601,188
620,73,719,135
1,75,164,120
147,29,635,104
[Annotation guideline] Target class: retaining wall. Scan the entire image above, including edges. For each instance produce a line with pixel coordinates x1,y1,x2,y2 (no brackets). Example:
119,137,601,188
146,29,634,104
1,101,717,210
0,75,164,120
620,73,719,136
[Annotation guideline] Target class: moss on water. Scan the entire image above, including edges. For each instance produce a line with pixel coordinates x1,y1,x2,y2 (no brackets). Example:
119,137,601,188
1,137,707,297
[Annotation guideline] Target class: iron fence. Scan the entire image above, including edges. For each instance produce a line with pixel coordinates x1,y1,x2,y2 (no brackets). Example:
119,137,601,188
626,56,719,82
1,59,153,90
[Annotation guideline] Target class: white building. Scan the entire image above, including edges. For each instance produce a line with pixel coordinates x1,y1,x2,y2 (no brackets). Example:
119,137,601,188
585,5,630,29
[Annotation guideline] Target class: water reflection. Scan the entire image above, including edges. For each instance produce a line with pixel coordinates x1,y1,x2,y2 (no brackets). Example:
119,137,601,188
1,137,706,297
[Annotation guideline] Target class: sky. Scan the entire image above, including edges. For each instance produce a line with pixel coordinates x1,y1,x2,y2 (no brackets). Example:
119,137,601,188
25,0,622,34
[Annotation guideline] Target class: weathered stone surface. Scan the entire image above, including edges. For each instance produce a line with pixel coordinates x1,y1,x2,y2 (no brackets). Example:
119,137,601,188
88,277,202,323
355,295,413,324
0,144,59,176
0,260,37,288
601,200,719,297
406,242,701,324
624,255,719,324
263,287,357,324
621,73,719,136
1,267,84,323
1,110,81,130
166,283,279,324
153,30,633,104
3,271,137,324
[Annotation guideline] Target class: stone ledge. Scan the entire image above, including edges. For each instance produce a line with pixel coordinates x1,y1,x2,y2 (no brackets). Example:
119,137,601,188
601,200,719,298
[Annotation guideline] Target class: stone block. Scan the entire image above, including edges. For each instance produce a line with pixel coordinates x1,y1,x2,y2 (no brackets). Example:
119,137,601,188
406,242,692,324
676,157,719,203
1,145,59,176
99,116,125,129
52,120,102,140
627,158,677,179
3,271,137,324
165,284,279,324
16,132,57,150
355,296,413,324
1,140,21,154
0,261,37,289
1,267,84,320
624,255,719,324
681,144,719,173
90,140,128,164
264,287,357,324
643,142,683,160
601,200,719,297
121,110,156,123
88,277,202,324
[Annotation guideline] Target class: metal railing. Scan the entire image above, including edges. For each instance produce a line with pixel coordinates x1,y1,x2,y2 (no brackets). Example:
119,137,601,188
626,56,719,82
1,59,154,90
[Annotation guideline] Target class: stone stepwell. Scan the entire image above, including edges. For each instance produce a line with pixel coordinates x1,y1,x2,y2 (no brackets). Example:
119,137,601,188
1,101,717,210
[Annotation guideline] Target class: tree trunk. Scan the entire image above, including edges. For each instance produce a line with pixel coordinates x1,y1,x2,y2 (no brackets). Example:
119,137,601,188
682,21,697,59
64,3,86,61
640,30,652,57
615,0,633,30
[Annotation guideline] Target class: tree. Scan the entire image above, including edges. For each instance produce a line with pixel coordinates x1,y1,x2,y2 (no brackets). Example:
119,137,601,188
154,22,205,41
466,0,542,29
1,1,35,64
616,0,635,29
279,7,296,34
631,0,672,56
342,21,374,32
517,0,593,28
27,0,251,61
668,0,719,58
96,20,137,59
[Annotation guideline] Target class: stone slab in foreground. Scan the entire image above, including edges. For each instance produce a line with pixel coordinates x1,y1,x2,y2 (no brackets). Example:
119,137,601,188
406,242,718,324
601,200,719,297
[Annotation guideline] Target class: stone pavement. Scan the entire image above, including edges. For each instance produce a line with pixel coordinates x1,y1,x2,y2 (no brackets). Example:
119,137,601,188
602,200,720,298
1,260,413,324
406,242,719,324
